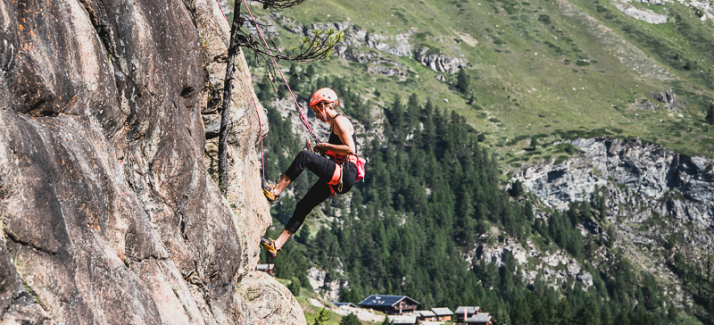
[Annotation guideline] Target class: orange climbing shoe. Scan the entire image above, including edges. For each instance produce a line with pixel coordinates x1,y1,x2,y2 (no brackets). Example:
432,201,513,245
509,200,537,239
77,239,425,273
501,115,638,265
262,179,277,203
261,238,280,258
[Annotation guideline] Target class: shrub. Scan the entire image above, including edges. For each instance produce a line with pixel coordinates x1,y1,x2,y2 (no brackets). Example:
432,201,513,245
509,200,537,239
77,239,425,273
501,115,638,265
538,14,551,24
339,313,361,325
289,277,302,296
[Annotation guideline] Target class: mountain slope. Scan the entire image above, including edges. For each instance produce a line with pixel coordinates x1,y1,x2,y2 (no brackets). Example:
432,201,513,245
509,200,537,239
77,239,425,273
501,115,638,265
222,0,714,324
234,0,714,161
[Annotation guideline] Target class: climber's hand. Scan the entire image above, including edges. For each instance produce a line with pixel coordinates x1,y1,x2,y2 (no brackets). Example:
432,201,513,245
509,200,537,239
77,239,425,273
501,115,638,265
313,143,328,153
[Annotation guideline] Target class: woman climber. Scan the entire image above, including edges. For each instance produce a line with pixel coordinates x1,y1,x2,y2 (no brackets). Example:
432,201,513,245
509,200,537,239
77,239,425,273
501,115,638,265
261,88,359,258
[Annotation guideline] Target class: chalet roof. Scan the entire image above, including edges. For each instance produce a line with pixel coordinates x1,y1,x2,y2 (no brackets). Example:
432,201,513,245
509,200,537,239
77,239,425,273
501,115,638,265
455,306,480,314
431,307,453,316
358,295,420,308
466,313,493,323
332,302,358,308
386,315,417,325
417,310,436,317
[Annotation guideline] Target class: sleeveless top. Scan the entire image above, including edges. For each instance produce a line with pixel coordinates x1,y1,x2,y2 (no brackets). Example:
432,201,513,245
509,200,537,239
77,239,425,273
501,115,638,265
327,114,357,164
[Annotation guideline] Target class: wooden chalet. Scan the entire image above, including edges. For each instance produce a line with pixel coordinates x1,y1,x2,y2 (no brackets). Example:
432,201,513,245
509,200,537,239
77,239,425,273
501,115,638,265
332,302,358,309
431,307,453,321
358,295,420,315
465,312,495,325
416,310,436,322
455,306,481,322
385,315,418,325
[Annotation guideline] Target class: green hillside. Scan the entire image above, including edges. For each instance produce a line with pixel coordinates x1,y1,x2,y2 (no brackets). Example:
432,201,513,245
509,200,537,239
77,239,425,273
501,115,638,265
233,0,714,164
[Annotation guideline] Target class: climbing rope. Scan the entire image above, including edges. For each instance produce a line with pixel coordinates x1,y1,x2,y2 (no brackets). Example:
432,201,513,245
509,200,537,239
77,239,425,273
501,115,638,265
215,0,322,180
238,0,321,144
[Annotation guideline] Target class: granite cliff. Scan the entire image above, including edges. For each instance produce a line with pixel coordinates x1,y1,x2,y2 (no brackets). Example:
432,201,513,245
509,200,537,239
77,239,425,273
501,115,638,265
0,0,303,324
490,138,714,306
511,138,714,250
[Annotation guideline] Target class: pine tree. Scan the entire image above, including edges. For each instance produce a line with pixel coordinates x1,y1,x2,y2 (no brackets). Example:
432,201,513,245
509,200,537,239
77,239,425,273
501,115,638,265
288,63,300,91
456,68,470,93
259,74,276,101
706,102,714,125
510,296,534,325
557,299,573,325
530,137,539,150
312,308,331,325
289,277,302,296
305,64,316,78
615,310,631,325
576,300,600,325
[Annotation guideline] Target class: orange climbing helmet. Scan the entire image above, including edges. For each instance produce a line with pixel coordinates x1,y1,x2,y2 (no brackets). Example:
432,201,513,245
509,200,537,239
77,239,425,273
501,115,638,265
310,88,339,110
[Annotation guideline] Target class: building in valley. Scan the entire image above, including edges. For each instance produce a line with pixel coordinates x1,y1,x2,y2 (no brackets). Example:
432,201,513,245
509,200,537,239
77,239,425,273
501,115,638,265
358,295,420,315
385,315,418,325
455,306,481,322
465,312,495,325
416,310,436,322
430,307,453,321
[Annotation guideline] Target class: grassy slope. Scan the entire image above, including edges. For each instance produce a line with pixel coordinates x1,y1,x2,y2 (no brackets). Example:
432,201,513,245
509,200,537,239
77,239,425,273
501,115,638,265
233,0,714,165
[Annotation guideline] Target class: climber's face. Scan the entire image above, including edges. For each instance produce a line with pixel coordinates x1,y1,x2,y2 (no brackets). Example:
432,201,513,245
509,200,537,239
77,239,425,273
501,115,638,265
313,101,329,122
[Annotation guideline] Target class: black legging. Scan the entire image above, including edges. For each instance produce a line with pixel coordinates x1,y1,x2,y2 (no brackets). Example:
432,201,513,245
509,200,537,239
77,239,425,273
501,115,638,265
284,151,356,233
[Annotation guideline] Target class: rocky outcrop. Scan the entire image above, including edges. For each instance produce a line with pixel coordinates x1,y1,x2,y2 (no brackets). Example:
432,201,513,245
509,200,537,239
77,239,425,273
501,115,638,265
614,3,668,24
0,0,301,324
236,272,305,325
269,17,472,75
305,21,413,60
306,267,344,302
510,138,714,249
367,66,406,78
650,89,687,112
469,238,592,290
414,47,468,74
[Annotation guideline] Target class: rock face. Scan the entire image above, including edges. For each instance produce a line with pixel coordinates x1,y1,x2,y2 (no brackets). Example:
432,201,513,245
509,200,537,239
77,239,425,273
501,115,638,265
614,2,668,24
0,0,302,324
414,47,468,74
510,138,714,249
650,89,687,112
306,266,345,302
305,21,413,59
469,238,592,290
236,272,305,325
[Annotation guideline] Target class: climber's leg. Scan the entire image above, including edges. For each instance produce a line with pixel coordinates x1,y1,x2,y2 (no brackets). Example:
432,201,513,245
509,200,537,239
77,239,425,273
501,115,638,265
266,151,336,202
284,151,337,183
272,174,291,196
279,180,332,248
273,229,293,251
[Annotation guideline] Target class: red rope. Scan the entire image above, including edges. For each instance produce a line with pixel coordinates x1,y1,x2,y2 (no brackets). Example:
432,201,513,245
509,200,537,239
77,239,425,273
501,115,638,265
214,0,322,180
239,0,321,144
216,0,227,21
